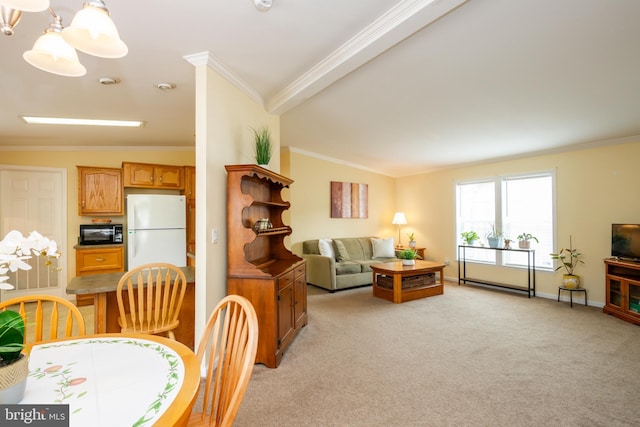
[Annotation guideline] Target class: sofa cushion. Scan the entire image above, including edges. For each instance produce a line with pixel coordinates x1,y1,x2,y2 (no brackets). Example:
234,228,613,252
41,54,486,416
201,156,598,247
371,237,395,258
356,258,397,273
335,261,361,275
333,240,351,262
318,238,335,258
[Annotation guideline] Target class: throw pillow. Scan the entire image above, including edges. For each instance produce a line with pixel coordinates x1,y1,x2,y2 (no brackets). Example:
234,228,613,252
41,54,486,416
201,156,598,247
371,237,395,258
333,240,351,262
318,239,335,258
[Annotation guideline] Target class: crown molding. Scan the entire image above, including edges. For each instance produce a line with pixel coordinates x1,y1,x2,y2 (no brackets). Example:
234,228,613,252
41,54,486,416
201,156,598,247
184,51,265,107
0,146,195,152
183,1,467,116
267,0,469,114
285,146,395,177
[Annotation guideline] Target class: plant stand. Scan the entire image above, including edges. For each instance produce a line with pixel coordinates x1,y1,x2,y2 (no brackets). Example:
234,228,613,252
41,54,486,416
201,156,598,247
558,286,587,308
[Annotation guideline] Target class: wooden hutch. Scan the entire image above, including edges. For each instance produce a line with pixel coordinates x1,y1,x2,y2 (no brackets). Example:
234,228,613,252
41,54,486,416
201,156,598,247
225,164,307,368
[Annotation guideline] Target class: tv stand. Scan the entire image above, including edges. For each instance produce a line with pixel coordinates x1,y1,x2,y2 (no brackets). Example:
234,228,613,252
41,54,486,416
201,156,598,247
603,259,640,325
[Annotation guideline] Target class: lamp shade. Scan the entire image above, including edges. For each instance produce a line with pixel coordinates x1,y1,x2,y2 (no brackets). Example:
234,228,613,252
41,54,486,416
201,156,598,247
392,212,407,225
0,0,49,12
23,23,86,77
61,1,127,58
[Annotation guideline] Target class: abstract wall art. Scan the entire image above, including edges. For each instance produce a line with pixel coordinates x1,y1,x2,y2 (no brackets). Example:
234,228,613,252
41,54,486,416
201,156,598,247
330,181,368,218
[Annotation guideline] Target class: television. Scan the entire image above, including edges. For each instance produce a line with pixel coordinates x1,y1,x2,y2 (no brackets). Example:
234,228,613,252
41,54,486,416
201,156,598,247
612,224,640,262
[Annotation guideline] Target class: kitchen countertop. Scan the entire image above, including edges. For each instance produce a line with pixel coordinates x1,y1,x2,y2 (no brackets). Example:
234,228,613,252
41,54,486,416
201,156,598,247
66,266,195,295
73,243,125,249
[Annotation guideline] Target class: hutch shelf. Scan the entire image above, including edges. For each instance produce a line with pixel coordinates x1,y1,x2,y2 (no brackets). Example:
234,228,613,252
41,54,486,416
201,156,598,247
225,164,307,368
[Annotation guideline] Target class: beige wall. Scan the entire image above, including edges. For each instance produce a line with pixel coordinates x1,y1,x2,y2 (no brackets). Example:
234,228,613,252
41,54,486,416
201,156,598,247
194,65,279,343
394,139,640,305
1,149,194,283
284,149,396,255
283,140,640,306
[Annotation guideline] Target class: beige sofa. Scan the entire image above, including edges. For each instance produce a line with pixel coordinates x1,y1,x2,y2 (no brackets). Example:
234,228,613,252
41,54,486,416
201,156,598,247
301,237,397,292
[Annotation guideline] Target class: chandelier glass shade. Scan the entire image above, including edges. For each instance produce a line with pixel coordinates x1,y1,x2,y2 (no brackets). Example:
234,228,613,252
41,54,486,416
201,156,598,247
23,16,86,77
2,1,126,76
61,1,127,58
0,0,49,12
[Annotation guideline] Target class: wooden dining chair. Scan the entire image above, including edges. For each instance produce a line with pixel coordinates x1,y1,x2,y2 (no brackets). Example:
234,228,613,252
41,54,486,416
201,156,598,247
116,262,187,340
0,294,86,348
189,294,259,427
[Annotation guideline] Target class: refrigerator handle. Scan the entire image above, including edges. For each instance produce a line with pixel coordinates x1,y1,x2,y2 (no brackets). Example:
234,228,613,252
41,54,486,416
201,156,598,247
129,230,135,259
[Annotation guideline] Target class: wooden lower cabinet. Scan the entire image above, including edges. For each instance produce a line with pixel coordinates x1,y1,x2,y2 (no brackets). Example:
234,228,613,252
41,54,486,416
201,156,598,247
228,261,307,368
75,245,124,306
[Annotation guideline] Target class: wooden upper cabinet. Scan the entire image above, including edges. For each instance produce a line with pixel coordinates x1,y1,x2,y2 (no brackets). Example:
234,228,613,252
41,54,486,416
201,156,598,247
183,166,196,199
77,166,124,216
122,162,184,189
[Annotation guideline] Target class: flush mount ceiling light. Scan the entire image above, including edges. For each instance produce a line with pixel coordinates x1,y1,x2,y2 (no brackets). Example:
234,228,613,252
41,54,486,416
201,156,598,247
253,0,272,12
21,116,144,127
1,1,126,76
23,13,86,77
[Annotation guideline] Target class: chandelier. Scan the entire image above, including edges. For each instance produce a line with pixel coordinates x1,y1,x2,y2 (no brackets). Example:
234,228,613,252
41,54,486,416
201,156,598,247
0,0,127,77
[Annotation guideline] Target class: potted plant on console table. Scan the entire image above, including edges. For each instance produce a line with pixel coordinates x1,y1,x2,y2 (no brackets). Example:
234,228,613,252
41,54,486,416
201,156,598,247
517,232,538,249
550,235,584,289
460,231,480,246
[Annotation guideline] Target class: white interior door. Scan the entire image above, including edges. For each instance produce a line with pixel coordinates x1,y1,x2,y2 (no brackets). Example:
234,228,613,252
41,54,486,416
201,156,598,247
0,166,67,300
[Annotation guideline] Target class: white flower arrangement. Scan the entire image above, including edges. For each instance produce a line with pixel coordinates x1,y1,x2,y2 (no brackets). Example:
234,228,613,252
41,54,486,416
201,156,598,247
0,230,60,290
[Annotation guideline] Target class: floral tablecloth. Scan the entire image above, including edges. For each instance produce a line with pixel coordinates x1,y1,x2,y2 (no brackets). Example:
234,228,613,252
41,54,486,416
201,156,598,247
21,337,186,427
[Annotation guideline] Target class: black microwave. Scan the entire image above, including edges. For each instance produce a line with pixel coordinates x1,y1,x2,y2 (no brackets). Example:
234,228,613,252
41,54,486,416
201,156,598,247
79,224,124,245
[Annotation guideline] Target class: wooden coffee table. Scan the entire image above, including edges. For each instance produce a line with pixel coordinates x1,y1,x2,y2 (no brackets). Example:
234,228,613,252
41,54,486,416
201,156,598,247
371,260,446,303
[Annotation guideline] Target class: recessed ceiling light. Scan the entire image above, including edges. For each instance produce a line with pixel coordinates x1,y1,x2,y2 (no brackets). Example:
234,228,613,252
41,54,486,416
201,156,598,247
156,82,176,91
21,116,144,127
99,76,120,85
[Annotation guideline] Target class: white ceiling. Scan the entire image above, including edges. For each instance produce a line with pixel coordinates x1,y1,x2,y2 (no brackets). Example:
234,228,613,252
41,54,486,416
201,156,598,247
1,0,639,177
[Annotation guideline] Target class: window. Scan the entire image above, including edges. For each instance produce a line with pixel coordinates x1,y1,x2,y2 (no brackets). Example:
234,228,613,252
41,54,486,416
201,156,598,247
456,171,555,269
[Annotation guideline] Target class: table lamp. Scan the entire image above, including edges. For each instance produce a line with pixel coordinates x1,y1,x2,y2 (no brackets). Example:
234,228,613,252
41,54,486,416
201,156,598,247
392,212,407,247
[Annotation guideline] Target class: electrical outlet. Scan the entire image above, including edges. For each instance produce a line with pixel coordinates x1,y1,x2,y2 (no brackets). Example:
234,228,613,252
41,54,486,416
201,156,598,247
211,228,218,244
444,258,450,266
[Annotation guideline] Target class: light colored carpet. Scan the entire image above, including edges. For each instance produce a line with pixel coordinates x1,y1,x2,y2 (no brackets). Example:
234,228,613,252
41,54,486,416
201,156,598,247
224,282,639,426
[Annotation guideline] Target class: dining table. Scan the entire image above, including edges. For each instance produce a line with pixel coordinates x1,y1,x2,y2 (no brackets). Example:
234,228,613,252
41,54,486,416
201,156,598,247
20,333,201,427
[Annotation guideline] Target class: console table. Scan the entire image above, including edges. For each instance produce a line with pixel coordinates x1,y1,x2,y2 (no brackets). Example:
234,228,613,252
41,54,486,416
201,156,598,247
457,245,536,297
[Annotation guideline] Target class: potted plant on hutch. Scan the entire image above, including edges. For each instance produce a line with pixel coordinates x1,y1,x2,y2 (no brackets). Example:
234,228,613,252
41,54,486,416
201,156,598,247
0,230,60,404
517,233,538,249
251,126,272,169
397,249,420,266
550,235,584,289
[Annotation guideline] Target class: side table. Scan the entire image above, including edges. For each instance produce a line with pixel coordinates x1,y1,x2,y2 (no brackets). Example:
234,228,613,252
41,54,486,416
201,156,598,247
557,286,587,308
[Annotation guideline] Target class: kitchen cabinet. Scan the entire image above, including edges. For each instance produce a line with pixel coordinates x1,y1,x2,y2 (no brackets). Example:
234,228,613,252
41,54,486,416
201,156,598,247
74,245,124,306
77,166,124,216
182,166,196,267
225,164,307,368
122,162,184,189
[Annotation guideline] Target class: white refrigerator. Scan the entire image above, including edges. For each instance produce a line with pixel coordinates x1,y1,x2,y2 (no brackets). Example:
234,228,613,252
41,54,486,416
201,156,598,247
127,194,186,270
